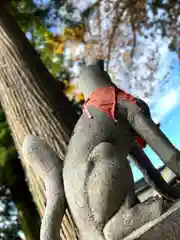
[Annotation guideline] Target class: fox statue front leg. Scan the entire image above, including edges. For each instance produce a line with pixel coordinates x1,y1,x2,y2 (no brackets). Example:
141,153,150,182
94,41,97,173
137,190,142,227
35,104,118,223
116,97,180,178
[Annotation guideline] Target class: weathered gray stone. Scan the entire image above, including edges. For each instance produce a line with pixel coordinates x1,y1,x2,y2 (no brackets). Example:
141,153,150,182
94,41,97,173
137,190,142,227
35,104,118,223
63,63,164,240
22,135,66,240
137,167,176,202
123,200,180,240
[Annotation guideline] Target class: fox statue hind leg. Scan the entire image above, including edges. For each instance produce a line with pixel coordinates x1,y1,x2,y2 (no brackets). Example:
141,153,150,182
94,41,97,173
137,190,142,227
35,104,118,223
129,143,180,201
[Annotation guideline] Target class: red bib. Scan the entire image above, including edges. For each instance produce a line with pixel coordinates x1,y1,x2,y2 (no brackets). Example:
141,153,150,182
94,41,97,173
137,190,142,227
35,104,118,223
82,86,147,148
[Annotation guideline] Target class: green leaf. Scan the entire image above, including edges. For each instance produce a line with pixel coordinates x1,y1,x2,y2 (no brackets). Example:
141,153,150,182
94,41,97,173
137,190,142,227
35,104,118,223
0,128,12,146
0,146,9,167
0,122,9,130
0,109,6,122
50,62,61,76
8,146,18,161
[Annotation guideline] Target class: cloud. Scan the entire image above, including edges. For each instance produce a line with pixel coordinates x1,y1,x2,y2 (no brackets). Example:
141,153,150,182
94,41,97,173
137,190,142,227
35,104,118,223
151,87,180,122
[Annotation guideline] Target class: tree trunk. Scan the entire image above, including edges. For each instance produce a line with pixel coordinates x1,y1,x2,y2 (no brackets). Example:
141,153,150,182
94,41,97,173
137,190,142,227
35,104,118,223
0,6,79,240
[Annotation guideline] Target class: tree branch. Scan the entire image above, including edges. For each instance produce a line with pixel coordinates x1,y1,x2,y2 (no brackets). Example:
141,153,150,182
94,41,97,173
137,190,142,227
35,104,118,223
106,2,128,71
97,0,103,59
130,18,137,59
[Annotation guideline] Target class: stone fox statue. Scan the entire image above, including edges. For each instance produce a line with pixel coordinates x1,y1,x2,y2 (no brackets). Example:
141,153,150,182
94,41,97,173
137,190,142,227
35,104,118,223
63,61,180,240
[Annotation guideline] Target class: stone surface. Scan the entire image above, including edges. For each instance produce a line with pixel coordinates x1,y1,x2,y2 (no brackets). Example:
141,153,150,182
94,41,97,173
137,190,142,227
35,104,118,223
123,200,180,240
136,167,176,202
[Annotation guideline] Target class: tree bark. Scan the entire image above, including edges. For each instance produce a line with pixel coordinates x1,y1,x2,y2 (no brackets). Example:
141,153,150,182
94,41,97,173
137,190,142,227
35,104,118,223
0,6,79,240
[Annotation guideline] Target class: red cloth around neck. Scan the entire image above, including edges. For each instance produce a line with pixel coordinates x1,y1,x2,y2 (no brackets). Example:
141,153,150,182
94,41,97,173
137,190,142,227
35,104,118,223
83,86,147,148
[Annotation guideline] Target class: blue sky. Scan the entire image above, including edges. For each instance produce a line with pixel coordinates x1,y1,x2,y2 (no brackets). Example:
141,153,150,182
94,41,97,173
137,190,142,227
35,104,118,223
131,52,180,181
131,106,180,181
